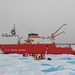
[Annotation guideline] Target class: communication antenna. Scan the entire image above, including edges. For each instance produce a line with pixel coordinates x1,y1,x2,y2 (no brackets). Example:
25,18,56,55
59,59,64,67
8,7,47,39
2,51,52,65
11,24,16,35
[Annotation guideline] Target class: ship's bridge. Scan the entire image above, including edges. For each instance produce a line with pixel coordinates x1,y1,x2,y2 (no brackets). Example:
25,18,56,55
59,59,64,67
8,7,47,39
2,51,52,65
28,33,40,38
25,33,53,44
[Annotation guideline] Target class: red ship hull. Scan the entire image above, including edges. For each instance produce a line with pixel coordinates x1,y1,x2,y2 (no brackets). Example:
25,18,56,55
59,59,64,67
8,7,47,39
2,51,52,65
0,24,75,55
0,44,75,55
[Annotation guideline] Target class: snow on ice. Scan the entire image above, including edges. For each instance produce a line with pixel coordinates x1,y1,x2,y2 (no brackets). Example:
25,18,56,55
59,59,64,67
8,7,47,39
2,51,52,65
0,54,75,75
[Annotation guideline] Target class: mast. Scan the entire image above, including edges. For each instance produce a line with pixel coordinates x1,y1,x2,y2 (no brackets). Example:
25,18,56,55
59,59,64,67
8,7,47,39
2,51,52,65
11,24,16,35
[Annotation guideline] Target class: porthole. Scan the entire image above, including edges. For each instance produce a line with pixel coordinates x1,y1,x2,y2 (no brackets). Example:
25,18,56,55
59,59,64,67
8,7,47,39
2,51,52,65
2,46,4,48
33,45,37,48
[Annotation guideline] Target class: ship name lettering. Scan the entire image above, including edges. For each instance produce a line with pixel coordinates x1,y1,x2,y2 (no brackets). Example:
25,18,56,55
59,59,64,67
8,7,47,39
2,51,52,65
18,49,26,51
10,49,17,51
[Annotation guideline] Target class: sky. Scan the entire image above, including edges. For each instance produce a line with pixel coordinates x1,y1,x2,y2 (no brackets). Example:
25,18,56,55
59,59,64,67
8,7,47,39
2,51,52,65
0,0,75,43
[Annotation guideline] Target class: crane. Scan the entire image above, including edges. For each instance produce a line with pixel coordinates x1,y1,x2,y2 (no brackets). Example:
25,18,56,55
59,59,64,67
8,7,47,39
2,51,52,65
52,31,65,38
51,23,67,40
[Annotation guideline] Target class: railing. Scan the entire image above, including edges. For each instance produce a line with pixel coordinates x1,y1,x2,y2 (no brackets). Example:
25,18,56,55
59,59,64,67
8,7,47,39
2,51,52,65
56,43,75,45
55,43,75,48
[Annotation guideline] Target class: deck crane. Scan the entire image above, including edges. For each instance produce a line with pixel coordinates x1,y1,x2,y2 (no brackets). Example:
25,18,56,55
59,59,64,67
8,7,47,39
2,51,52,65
50,23,67,40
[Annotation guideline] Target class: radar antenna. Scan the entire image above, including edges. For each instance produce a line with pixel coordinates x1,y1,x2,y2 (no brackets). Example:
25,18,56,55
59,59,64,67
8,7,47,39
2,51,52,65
11,24,16,35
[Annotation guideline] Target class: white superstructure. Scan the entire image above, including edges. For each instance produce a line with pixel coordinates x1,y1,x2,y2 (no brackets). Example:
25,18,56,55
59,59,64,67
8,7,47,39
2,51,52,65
0,35,19,44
